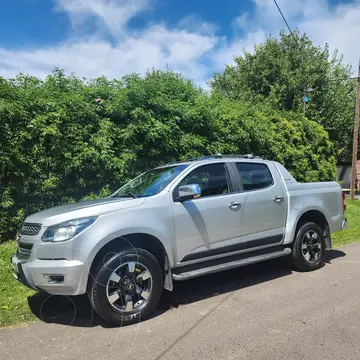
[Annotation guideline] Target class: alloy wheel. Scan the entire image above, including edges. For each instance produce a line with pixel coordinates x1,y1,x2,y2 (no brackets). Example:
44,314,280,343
106,261,153,312
301,230,322,263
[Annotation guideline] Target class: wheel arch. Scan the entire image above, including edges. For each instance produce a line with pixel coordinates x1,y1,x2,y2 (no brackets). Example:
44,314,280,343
88,233,173,291
295,210,331,249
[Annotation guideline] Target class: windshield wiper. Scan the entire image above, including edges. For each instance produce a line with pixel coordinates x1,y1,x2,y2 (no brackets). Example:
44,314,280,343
114,193,138,199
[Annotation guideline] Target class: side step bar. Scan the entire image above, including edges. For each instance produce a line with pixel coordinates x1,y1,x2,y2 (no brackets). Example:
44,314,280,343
172,248,292,281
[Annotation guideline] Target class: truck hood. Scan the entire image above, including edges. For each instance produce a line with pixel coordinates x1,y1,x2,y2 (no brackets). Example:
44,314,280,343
25,197,146,226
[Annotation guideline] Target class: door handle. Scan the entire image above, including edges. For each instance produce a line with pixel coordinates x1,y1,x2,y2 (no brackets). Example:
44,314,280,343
228,201,241,209
273,195,284,203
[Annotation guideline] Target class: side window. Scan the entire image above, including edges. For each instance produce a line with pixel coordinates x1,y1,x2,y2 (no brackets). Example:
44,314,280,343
236,163,273,191
178,163,231,198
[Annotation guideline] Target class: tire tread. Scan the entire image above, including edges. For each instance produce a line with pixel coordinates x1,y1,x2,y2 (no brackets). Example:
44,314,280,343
88,248,163,326
291,222,325,272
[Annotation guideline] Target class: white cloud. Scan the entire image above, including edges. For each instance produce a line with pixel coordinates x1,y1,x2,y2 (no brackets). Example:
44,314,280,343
298,1,360,74
56,0,149,35
232,13,249,31
0,0,360,87
177,15,218,35
0,31,216,85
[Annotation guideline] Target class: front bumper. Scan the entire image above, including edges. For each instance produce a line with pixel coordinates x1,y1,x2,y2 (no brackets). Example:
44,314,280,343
11,255,88,295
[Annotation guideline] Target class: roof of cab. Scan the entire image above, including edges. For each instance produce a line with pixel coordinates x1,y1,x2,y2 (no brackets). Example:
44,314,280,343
155,154,266,169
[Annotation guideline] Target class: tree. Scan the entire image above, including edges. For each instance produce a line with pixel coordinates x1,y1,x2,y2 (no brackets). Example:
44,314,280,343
211,30,356,162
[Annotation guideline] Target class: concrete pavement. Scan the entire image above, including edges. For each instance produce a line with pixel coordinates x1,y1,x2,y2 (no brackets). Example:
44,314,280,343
1,243,360,360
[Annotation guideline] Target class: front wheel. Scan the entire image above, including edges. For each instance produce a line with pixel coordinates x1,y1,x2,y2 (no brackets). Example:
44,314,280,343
89,248,163,326
291,222,325,271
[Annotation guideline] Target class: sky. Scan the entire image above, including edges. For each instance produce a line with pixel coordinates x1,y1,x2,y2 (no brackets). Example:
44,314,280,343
0,0,360,88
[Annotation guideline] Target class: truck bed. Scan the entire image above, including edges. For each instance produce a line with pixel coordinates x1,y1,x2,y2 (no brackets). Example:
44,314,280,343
273,162,344,246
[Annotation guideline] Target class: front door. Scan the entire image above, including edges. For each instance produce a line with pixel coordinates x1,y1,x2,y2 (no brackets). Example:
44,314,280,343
170,162,246,263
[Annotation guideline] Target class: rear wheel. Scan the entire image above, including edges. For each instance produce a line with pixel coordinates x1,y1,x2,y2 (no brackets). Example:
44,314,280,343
89,248,163,326
291,222,325,271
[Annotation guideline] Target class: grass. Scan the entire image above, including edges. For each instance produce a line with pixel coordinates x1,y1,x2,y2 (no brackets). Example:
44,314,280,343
0,200,359,328
332,200,360,247
0,241,36,327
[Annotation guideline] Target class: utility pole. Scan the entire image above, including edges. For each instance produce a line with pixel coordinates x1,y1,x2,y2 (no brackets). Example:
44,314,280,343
350,60,360,200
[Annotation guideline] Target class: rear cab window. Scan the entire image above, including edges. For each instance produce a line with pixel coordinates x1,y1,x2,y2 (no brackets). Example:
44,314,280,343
235,162,274,191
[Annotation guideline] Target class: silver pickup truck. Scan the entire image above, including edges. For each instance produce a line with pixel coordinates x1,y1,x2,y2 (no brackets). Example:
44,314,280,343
11,154,347,326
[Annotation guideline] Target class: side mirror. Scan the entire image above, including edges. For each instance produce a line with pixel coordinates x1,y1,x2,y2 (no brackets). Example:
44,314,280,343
177,184,201,201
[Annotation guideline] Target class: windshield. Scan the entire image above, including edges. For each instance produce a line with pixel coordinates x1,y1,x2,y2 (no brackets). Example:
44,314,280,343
112,164,188,198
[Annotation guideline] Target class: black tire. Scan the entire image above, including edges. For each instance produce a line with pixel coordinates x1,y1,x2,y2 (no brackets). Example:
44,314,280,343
291,222,325,271
88,248,163,326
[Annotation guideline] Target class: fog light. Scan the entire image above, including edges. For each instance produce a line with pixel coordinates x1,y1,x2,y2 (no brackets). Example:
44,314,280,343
43,275,65,284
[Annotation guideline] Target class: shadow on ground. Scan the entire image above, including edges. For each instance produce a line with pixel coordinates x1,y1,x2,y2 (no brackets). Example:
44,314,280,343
27,249,346,328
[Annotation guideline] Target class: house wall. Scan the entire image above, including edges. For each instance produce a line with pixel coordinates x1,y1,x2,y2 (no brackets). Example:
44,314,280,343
337,160,360,189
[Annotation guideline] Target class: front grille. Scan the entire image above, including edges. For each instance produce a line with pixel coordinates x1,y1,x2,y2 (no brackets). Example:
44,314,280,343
20,223,42,236
17,243,33,259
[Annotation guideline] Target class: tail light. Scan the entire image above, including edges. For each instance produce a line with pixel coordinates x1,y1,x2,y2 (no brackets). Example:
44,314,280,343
342,191,346,212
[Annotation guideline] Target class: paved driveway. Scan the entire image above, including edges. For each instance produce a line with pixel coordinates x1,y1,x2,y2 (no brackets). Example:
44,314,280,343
1,244,360,360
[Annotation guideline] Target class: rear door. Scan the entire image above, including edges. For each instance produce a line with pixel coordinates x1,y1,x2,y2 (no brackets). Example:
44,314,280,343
234,162,287,249
170,162,247,263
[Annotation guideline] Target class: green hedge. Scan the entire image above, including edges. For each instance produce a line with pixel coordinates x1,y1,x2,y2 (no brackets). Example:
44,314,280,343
0,69,336,242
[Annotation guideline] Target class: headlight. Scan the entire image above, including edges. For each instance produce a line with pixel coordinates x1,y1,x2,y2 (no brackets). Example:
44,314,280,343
41,217,97,242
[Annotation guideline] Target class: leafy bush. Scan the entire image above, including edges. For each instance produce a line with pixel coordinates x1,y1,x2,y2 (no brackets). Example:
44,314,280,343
0,69,336,242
